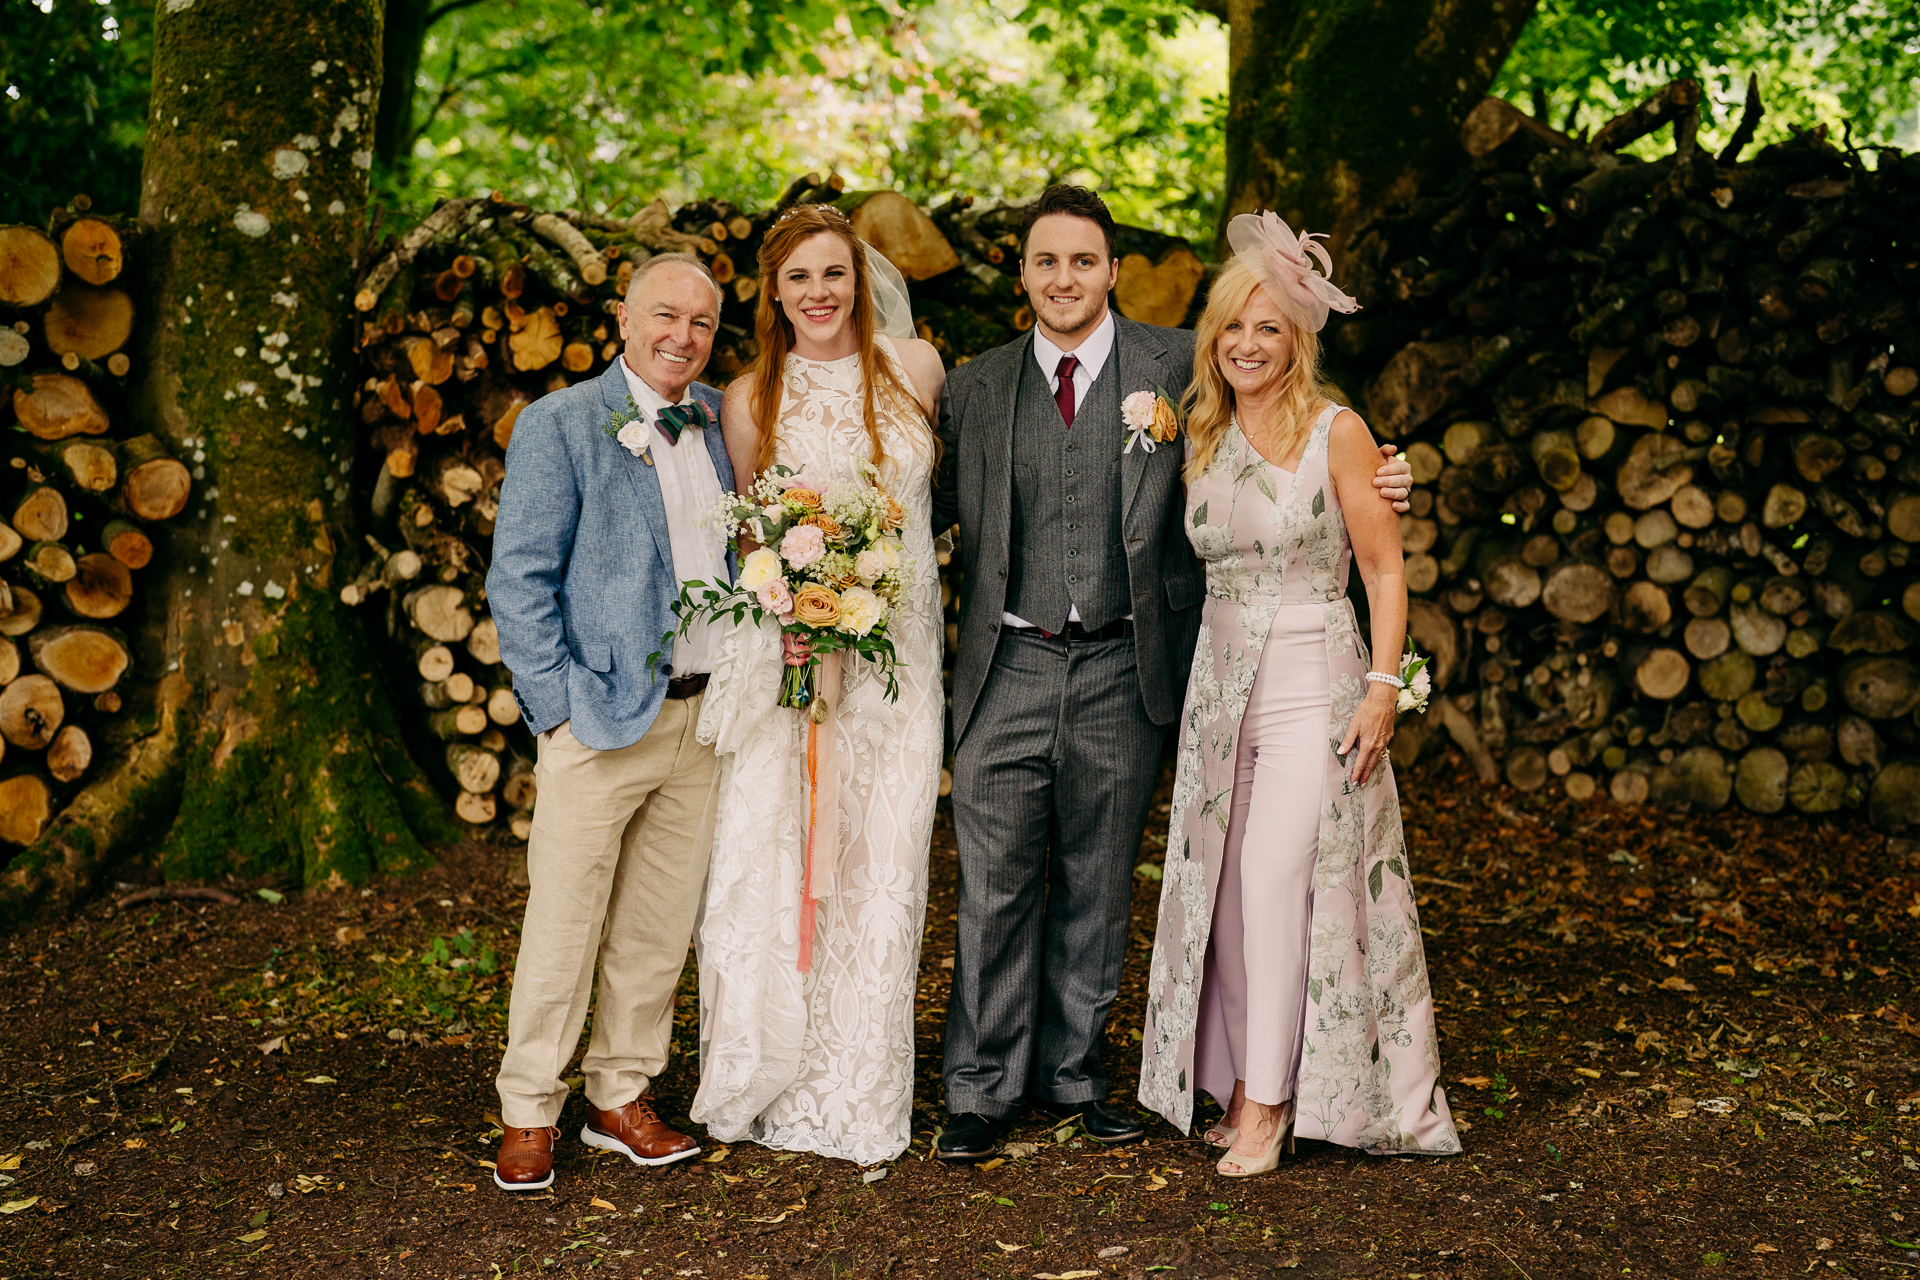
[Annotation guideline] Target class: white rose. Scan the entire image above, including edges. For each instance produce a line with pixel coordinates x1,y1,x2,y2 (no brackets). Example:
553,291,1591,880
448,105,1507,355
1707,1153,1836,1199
616,421,649,456
738,547,782,592
1122,389,1157,432
854,549,885,583
835,585,883,636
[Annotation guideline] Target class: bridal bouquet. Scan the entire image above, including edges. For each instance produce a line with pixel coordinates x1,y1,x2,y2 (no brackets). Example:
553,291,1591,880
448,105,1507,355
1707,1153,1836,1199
653,464,915,716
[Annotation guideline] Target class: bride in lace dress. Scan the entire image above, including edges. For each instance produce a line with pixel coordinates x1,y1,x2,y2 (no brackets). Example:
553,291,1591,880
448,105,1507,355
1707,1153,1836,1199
691,206,946,1165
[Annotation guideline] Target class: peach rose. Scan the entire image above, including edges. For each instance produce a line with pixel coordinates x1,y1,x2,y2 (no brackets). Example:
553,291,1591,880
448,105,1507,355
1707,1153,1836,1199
1150,395,1180,443
791,582,841,628
882,495,905,531
785,488,823,510
801,512,842,540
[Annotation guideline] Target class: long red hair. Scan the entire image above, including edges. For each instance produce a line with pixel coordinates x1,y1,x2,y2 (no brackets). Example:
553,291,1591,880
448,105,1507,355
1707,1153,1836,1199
746,205,926,475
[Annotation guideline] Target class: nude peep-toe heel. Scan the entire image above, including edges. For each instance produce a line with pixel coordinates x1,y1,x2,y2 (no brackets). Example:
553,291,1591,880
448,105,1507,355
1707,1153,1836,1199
1203,1123,1238,1149
1215,1104,1294,1178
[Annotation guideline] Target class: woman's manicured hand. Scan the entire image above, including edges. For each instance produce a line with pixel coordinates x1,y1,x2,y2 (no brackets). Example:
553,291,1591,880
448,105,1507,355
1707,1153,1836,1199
1339,683,1398,786
781,631,813,667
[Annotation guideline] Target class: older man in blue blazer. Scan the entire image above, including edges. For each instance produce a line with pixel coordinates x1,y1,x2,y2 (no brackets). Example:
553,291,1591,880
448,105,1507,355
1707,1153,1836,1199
487,252,735,1191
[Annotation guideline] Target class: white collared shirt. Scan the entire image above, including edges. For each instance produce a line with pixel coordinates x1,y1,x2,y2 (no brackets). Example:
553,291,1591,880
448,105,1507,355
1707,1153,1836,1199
1005,310,1129,631
618,356,729,675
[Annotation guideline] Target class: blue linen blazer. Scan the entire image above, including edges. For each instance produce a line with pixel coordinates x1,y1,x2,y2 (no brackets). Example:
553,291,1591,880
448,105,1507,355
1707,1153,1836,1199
487,360,736,750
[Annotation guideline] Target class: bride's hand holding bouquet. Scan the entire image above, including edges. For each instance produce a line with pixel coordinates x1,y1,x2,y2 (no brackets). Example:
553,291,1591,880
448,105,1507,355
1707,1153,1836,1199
654,464,916,717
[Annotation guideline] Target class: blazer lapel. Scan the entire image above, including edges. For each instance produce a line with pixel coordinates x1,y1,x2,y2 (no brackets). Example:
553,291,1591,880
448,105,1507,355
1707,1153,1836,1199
1116,317,1167,527
597,363,675,577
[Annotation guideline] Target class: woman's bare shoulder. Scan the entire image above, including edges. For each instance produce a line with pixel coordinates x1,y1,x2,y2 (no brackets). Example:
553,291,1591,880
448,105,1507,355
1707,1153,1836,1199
1326,405,1380,458
892,336,945,384
721,376,757,423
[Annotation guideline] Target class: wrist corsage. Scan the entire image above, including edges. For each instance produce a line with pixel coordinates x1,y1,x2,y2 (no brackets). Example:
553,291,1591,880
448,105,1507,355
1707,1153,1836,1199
1391,640,1432,714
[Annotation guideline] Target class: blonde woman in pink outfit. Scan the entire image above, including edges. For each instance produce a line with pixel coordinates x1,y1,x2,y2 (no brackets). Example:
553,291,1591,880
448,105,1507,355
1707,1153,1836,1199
1137,214,1460,1176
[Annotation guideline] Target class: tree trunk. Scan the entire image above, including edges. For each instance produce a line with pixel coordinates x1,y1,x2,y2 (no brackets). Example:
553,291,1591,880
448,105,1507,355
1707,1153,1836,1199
2,0,455,921
374,0,434,183
1221,0,1537,262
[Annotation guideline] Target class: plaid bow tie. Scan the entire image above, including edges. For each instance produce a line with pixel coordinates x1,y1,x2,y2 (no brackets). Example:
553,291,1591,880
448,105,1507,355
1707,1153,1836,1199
655,401,708,447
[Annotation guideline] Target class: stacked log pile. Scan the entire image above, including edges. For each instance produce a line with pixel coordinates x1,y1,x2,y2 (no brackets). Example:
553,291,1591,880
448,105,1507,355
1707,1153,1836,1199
1331,80,1920,828
346,179,1209,834
0,198,195,848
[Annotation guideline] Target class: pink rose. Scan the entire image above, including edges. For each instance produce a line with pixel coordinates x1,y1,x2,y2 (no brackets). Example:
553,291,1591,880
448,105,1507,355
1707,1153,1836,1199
780,524,826,569
756,577,793,615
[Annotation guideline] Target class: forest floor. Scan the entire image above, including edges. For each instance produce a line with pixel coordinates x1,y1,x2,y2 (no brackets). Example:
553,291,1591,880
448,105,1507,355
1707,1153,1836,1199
0,749,1917,1280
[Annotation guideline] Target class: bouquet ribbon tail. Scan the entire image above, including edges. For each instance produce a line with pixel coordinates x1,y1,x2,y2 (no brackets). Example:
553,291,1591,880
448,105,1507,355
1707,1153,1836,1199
799,650,843,975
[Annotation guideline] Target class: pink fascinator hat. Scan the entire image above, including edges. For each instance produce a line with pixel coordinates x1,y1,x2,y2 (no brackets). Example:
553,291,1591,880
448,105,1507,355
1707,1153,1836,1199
1224,211,1360,334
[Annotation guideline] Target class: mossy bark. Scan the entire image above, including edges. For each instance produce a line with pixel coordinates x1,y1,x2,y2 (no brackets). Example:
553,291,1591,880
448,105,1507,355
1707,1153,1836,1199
1220,0,1537,262
110,0,450,894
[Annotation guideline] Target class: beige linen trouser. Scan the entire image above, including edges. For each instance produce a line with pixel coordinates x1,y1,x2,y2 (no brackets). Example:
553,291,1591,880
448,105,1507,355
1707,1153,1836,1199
495,695,719,1129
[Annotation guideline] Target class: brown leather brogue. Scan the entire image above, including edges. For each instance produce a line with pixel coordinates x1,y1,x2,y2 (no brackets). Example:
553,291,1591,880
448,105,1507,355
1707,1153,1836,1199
494,1125,562,1191
580,1093,701,1167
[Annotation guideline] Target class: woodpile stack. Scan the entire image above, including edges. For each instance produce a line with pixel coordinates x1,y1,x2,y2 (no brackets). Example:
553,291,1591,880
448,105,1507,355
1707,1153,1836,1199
346,178,1206,835
1330,80,1920,829
0,197,194,848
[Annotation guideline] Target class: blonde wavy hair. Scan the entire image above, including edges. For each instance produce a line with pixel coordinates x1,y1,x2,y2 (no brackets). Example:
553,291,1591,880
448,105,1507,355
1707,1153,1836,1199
1183,259,1332,482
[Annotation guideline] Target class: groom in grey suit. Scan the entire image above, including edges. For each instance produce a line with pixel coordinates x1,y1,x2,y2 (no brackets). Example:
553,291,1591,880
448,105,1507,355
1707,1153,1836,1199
932,186,1410,1159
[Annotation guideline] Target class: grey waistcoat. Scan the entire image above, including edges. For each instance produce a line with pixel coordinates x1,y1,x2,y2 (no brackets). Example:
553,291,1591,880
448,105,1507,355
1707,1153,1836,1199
1004,350,1129,633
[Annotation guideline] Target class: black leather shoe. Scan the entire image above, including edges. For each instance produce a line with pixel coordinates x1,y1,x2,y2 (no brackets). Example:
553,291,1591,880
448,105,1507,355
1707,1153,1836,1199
937,1112,1022,1163
1029,1098,1146,1144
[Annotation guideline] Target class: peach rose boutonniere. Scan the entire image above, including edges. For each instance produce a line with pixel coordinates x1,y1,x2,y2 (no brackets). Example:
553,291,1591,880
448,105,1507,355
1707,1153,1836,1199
1121,387,1183,455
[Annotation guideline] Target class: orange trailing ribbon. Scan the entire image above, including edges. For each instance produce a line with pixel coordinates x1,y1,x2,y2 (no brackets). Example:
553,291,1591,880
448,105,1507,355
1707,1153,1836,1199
798,650,842,974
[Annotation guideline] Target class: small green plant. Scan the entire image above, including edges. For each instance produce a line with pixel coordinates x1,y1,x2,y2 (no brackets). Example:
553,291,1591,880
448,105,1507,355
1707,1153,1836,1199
1702,1251,1726,1266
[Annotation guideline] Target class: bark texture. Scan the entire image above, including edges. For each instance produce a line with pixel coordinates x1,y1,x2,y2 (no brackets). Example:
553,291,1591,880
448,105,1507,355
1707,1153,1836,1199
18,0,456,909
1222,0,1538,262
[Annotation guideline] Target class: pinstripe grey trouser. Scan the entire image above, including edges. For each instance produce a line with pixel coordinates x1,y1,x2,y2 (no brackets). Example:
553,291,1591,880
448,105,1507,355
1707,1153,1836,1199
943,627,1164,1117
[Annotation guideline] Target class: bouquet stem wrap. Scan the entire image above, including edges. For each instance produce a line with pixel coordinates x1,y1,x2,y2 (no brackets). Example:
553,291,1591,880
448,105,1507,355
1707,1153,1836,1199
799,650,842,974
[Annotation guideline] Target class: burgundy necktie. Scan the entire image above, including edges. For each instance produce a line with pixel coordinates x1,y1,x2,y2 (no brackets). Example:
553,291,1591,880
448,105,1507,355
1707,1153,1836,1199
1054,354,1079,428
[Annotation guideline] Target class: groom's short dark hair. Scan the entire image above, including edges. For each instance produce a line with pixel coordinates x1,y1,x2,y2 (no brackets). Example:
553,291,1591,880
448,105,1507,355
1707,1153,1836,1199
1020,184,1117,260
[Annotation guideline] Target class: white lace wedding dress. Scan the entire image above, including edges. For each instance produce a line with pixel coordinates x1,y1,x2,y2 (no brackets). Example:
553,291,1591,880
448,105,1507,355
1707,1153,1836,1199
690,339,942,1165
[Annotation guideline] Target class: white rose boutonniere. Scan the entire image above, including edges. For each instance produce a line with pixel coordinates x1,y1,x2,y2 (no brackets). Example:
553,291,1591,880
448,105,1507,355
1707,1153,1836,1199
1122,386,1183,455
603,394,653,464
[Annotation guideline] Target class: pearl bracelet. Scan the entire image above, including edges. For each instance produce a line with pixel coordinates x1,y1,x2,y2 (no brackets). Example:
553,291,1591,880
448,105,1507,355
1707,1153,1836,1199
1365,671,1406,689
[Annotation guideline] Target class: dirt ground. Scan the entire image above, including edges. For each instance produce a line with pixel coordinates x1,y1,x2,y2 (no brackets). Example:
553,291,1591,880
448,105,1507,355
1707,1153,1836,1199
1,748,1917,1280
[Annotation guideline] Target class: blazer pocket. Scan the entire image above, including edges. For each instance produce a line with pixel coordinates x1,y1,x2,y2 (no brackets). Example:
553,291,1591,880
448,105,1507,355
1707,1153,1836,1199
577,642,613,672
1165,576,1203,612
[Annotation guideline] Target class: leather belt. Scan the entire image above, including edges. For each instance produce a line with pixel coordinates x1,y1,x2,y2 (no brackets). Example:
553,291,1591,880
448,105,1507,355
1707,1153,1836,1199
1037,619,1134,643
665,673,710,700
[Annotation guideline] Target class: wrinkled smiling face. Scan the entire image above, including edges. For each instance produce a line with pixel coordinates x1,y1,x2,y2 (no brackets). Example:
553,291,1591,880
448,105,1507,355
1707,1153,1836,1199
773,231,860,352
1020,213,1118,342
1215,288,1295,401
617,262,718,400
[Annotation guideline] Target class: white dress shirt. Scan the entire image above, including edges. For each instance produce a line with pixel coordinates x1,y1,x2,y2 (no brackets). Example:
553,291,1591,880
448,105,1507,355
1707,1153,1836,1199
1004,311,1129,630
619,356,729,675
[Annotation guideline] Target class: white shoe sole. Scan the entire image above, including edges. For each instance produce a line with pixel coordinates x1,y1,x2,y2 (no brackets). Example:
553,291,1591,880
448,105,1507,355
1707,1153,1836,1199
579,1123,702,1168
493,1167,554,1192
